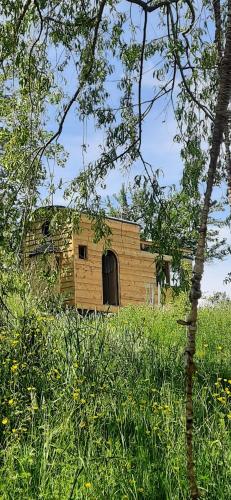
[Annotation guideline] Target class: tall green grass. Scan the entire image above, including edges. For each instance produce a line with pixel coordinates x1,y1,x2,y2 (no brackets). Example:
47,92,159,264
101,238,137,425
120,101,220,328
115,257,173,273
1,297,231,499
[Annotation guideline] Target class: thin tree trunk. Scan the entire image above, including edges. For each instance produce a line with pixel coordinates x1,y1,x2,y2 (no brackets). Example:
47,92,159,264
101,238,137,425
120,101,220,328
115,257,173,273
212,0,231,207
225,121,231,205
184,2,231,498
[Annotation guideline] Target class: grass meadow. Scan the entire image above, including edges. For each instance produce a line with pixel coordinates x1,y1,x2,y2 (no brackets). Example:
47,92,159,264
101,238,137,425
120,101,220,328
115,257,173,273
1,296,231,499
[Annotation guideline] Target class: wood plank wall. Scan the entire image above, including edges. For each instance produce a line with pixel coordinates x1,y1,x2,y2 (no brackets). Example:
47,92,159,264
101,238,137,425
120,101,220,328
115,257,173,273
73,217,157,311
24,222,75,306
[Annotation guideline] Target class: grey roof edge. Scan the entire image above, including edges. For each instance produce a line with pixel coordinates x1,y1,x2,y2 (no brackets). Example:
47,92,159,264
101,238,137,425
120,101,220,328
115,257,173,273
32,206,140,227
106,216,140,226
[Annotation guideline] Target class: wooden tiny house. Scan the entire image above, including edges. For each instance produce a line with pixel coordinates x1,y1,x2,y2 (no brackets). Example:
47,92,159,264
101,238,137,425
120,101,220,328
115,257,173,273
24,207,190,311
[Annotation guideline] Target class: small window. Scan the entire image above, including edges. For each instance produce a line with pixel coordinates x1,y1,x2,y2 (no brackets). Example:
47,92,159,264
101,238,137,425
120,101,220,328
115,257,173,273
78,245,88,260
42,220,50,237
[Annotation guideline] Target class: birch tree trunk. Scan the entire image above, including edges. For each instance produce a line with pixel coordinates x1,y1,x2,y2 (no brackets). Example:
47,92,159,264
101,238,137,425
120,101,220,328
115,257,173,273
225,121,231,205
184,2,231,497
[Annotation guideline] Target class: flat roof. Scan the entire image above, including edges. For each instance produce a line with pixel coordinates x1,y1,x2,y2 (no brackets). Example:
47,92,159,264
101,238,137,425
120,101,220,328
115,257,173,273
106,216,140,226
33,206,140,226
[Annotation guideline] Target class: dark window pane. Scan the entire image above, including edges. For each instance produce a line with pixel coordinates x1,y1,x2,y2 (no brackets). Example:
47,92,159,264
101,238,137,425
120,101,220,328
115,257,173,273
79,245,87,259
42,221,50,236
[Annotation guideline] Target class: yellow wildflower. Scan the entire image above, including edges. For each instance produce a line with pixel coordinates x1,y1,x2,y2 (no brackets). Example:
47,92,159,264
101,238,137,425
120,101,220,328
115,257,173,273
8,399,14,406
11,340,19,347
73,389,80,400
2,418,9,425
11,363,19,373
84,482,92,489
217,397,226,404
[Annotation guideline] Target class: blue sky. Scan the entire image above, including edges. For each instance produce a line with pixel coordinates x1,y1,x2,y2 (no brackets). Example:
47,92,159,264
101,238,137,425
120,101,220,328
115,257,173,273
41,4,231,299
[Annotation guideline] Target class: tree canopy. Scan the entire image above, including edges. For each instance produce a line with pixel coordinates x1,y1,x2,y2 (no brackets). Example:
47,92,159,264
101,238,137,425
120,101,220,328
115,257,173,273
0,0,230,257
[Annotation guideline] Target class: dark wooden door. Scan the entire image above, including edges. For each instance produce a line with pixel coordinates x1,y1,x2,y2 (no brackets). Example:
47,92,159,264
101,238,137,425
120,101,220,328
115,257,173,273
102,251,119,305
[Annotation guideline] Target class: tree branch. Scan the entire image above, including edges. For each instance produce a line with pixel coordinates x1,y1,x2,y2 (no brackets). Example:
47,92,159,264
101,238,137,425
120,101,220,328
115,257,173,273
15,0,33,35
127,0,180,13
32,0,107,164
138,9,148,147
127,0,195,33
168,6,214,121
28,0,44,109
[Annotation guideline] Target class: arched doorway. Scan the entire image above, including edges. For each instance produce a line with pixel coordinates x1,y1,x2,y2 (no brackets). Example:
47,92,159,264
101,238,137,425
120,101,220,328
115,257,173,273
102,251,119,306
